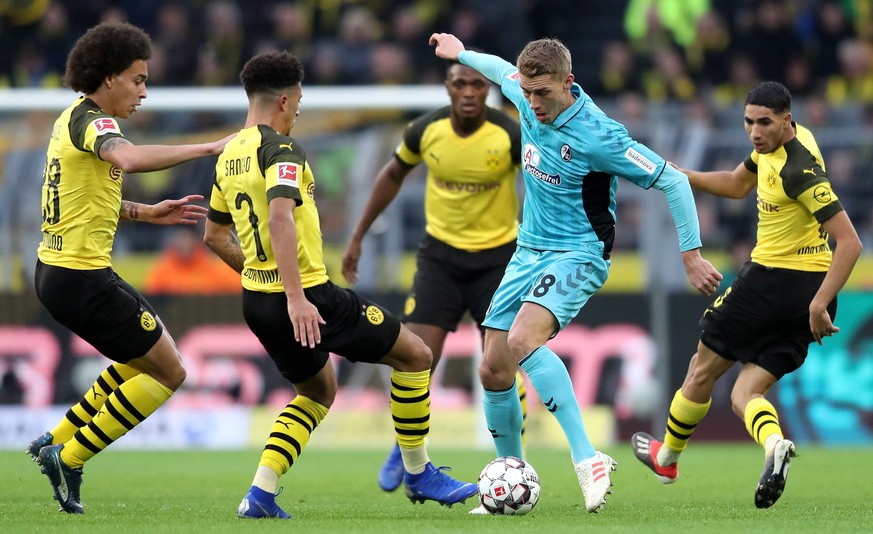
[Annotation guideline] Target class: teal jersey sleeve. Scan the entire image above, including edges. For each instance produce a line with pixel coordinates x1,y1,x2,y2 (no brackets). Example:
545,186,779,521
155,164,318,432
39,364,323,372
651,164,702,252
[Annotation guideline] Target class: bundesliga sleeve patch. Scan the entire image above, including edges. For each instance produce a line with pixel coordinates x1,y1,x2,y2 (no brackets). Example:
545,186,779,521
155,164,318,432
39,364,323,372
276,162,299,188
91,117,121,135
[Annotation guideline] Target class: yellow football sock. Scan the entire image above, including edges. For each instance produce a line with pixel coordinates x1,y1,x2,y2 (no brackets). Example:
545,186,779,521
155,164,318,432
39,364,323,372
744,397,783,449
390,369,431,474
51,363,140,443
663,389,711,453
61,373,172,468
258,395,328,477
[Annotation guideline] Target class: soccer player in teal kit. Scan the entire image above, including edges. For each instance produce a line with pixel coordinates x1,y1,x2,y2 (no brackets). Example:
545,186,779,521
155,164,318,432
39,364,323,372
429,33,722,513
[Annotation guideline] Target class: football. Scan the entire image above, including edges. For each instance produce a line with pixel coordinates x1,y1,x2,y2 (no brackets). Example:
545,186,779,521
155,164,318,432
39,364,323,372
477,456,541,515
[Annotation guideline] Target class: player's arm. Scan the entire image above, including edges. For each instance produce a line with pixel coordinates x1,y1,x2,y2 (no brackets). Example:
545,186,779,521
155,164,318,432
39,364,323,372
429,33,515,86
342,158,412,284
119,195,208,225
269,197,325,348
809,210,863,344
203,218,245,273
98,133,234,173
672,161,756,199
652,165,723,296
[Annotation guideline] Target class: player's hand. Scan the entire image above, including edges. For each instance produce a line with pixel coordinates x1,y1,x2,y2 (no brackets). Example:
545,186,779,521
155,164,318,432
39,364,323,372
287,294,325,348
681,249,723,296
206,132,237,155
809,305,839,345
149,195,208,225
429,33,465,61
341,240,362,284
667,161,689,175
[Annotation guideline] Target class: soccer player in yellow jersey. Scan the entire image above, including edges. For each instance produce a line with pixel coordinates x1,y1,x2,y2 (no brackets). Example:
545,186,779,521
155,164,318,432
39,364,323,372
341,58,529,494
632,81,863,508
26,23,232,514
203,51,477,519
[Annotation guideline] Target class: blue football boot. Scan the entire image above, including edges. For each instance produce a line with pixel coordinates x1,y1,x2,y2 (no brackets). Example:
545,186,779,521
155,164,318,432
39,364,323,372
237,486,292,519
27,431,53,462
37,444,84,514
404,462,478,507
378,443,404,492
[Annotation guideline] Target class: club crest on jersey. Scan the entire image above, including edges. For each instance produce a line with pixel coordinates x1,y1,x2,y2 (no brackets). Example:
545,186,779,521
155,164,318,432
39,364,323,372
365,305,384,325
109,166,122,181
276,162,298,187
92,117,120,135
140,310,157,331
560,144,573,162
523,143,561,185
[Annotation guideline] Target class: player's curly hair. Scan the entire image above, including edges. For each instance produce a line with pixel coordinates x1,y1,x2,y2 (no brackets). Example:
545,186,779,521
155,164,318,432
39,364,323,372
516,38,572,80
240,51,304,98
64,23,152,94
746,81,792,114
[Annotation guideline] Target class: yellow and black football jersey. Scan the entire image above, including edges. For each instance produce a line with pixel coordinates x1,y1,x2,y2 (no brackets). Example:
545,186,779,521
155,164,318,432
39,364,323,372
395,106,521,252
744,123,844,271
209,125,328,293
38,97,126,269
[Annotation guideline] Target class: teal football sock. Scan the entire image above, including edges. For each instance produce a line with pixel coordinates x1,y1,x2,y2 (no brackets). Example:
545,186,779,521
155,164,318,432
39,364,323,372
520,346,595,462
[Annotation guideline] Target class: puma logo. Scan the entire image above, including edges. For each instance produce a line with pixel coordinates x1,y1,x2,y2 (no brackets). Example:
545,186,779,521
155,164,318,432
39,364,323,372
803,168,817,176
278,143,294,151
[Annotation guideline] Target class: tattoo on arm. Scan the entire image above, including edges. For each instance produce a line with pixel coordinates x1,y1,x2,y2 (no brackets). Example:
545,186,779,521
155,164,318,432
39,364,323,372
224,233,246,273
100,137,131,156
120,200,140,220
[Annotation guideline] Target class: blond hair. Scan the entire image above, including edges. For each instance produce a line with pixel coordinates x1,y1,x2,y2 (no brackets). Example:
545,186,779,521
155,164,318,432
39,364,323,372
516,38,572,80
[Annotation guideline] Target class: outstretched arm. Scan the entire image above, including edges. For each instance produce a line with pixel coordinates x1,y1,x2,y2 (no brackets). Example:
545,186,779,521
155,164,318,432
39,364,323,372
342,158,412,284
120,194,208,225
672,161,756,199
99,133,235,174
653,165,723,296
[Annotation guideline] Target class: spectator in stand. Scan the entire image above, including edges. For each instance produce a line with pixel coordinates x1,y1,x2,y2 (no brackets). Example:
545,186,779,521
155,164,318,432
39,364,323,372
591,41,641,97
391,5,444,83
685,10,731,88
742,0,803,82
641,46,697,103
152,1,200,86
145,227,240,295
714,54,759,105
810,0,857,80
370,43,415,85
197,1,244,87
624,0,712,52
826,38,873,104
267,2,313,69
334,6,382,84
784,56,818,97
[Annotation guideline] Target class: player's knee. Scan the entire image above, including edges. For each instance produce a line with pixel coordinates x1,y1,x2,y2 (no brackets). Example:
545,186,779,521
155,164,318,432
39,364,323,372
478,358,513,391
408,340,433,371
150,360,185,391
166,360,186,390
393,337,432,372
298,383,336,408
505,330,536,360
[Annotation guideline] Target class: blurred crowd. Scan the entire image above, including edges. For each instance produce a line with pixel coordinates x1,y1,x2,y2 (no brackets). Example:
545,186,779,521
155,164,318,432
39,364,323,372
0,0,871,105
2,0,873,293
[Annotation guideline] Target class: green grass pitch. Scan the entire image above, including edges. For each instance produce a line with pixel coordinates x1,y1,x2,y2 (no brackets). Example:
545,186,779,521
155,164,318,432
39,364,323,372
2,444,871,533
